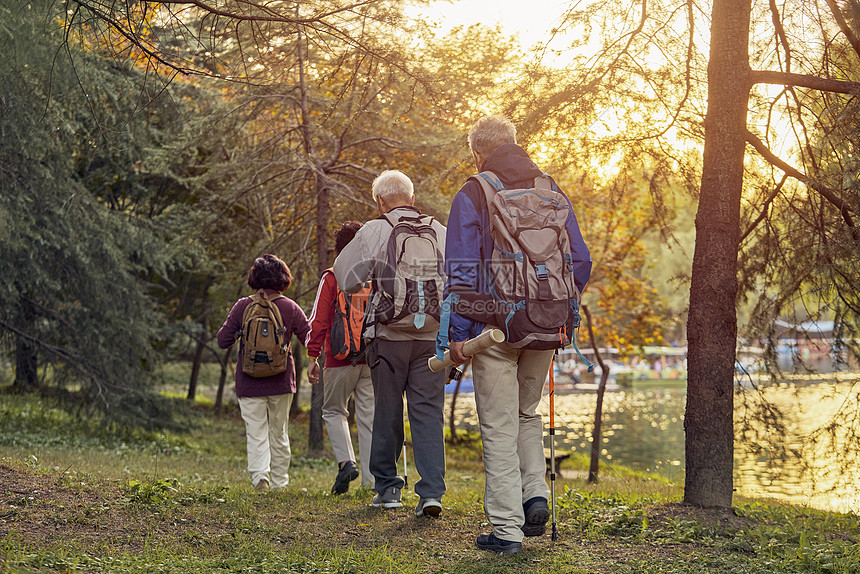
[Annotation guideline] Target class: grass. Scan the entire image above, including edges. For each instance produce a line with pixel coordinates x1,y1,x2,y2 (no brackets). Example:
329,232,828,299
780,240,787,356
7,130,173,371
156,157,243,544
1,385,859,573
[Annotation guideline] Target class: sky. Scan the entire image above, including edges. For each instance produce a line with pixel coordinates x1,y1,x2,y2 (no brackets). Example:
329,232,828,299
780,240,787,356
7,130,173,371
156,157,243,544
404,0,575,54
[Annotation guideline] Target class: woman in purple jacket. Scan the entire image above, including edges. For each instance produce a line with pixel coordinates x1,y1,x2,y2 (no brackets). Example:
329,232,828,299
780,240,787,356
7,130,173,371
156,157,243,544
217,254,310,492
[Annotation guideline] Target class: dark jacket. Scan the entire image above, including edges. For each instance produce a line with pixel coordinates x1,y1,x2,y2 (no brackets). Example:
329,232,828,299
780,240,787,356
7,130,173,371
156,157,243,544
444,143,592,342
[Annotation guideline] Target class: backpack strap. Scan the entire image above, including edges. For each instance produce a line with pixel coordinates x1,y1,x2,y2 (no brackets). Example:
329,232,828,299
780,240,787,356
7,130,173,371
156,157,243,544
255,290,287,337
435,292,460,360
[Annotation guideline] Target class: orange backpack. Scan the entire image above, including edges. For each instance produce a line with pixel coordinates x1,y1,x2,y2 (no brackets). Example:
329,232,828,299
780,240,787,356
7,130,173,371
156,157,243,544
326,270,370,363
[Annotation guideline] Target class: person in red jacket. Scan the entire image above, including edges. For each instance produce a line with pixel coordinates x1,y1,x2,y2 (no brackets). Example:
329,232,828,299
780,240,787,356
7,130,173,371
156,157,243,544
217,254,310,492
306,222,375,494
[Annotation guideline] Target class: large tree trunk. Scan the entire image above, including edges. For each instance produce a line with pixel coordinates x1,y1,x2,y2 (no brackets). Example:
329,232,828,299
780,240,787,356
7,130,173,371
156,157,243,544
684,0,752,507
307,179,329,452
297,15,327,453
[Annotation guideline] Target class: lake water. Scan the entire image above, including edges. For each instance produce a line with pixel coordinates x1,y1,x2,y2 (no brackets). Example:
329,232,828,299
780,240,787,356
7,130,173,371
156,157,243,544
444,376,860,514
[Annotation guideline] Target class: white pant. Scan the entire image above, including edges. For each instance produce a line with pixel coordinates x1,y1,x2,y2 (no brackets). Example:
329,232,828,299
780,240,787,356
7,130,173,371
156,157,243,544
238,394,293,488
323,363,374,486
472,337,553,542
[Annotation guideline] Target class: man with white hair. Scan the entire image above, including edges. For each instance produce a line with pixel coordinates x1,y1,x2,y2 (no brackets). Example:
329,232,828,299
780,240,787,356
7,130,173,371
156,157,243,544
445,115,592,554
334,170,448,516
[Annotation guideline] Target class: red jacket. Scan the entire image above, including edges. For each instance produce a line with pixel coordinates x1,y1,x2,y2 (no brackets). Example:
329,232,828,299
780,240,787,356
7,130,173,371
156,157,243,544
305,270,366,368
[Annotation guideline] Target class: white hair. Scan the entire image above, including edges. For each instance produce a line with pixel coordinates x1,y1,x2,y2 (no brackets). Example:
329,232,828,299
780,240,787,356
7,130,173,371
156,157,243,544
468,115,517,155
371,170,414,202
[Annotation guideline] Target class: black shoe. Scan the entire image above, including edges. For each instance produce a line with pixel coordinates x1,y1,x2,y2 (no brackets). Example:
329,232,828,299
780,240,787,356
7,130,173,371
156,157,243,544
476,532,522,554
522,497,550,536
331,461,359,495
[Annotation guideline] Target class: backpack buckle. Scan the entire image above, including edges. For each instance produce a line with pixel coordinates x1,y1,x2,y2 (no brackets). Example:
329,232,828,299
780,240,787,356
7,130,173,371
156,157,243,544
535,264,549,281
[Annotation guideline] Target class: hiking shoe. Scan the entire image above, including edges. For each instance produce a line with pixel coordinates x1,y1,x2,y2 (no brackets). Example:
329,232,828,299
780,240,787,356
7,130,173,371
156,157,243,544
254,478,269,493
371,487,402,509
415,497,442,517
331,461,359,495
475,532,522,555
522,497,550,536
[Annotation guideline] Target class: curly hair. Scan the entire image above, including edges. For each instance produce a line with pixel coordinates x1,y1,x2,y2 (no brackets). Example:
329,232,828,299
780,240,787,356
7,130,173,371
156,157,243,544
247,254,292,292
334,221,363,255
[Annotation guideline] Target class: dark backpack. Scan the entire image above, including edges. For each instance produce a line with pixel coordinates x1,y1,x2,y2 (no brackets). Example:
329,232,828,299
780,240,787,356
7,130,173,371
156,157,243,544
240,290,289,377
451,171,583,350
369,211,444,334
325,269,371,363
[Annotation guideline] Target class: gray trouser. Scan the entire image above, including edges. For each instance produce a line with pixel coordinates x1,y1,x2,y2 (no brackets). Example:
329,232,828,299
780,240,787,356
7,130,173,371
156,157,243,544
368,338,446,500
472,334,553,542
323,363,374,486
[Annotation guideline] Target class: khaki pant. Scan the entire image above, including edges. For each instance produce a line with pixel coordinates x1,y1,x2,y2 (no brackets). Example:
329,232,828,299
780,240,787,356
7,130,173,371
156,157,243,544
472,336,552,542
323,363,375,486
238,393,293,489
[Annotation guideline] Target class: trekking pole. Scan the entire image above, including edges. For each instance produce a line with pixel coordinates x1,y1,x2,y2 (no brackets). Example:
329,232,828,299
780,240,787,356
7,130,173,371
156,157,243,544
549,352,558,541
402,439,408,488
402,407,409,488
403,439,409,489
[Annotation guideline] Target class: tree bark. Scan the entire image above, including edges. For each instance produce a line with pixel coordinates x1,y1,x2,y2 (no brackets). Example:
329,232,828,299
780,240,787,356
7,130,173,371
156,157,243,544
308,344,325,452
13,297,38,392
684,0,752,508
188,285,211,401
297,14,327,452
14,335,38,391
187,326,206,401
448,375,462,444
291,337,305,419
214,348,231,414
307,179,329,451
583,305,609,484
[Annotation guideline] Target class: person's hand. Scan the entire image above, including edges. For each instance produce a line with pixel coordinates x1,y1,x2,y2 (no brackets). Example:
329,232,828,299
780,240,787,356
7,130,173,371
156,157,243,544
449,341,472,365
308,359,321,384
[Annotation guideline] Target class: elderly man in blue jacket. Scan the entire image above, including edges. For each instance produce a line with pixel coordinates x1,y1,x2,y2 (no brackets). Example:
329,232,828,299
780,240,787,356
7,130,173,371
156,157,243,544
445,115,592,554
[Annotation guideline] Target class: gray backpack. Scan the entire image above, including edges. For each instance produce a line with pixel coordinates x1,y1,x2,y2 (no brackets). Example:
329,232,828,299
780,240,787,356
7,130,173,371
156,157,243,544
453,171,582,350
369,210,444,335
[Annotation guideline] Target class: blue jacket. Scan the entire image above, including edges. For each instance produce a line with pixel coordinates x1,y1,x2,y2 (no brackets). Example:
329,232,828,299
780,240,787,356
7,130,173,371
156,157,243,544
444,143,592,343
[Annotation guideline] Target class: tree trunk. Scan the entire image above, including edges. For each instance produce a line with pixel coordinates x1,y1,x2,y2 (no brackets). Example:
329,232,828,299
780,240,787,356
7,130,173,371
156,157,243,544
13,334,38,392
297,14,328,452
583,305,609,484
307,181,329,451
188,288,210,401
448,376,462,444
684,0,752,507
291,337,304,417
215,346,234,414
13,296,38,392
308,344,325,452
187,328,206,401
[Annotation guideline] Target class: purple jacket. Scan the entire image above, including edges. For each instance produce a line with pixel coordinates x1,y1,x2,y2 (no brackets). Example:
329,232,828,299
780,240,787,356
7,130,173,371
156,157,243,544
217,290,310,398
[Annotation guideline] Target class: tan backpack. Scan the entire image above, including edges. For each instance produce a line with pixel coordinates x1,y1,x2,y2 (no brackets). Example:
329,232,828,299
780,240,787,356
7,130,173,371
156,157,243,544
240,290,289,377
451,171,582,350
